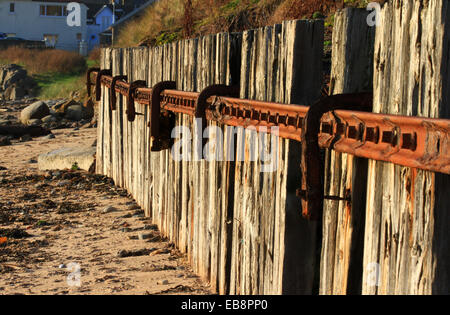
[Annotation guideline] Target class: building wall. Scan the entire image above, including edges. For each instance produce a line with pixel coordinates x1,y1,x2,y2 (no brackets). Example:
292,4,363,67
87,6,114,51
0,1,87,51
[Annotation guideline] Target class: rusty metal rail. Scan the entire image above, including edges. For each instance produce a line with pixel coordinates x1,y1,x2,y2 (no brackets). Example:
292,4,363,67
88,69,450,219
88,70,449,174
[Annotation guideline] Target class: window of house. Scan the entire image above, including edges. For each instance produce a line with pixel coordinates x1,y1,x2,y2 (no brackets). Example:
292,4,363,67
9,3,15,13
46,5,61,16
39,5,68,17
43,34,59,47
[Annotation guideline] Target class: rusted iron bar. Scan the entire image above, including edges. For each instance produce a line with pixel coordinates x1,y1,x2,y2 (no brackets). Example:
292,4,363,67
324,110,450,174
110,75,128,110
208,96,309,140
87,70,450,176
160,90,198,115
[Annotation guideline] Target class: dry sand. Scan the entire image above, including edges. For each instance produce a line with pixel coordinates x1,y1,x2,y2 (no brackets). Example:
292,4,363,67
0,126,211,295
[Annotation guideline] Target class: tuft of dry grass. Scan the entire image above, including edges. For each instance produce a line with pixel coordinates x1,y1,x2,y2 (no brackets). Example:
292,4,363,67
115,0,185,47
0,47,86,75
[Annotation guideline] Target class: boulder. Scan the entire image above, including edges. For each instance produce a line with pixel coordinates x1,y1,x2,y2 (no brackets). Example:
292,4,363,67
83,98,95,118
0,64,27,90
27,118,42,126
4,85,25,101
20,101,50,124
41,115,57,123
65,104,92,121
0,64,35,101
0,136,11,146
38,146,96,171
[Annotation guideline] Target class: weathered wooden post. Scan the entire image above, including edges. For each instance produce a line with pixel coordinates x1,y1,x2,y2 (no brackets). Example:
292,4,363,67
96,48,112,176
363,0,450,294
111,48,124,188
320,8,375,295
230,20,323,295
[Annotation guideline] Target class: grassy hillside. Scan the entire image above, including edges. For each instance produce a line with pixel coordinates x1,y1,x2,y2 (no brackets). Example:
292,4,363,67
115,0,377,48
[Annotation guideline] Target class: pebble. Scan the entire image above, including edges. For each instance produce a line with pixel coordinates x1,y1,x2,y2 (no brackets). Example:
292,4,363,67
20,135,32,142
138,232,152,240
43,134,55,139
149,248,170,256
143,224,158,231
126,204,140,210
56,180,71,187
157,280,169,285
58,264,66,269
102,206,117,213
28,159,37,164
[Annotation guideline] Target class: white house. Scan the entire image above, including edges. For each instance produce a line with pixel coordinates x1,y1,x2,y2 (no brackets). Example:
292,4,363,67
0,0,88,51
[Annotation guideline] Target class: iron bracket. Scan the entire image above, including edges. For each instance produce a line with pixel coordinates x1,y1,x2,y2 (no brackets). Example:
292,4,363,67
298,92,373,220
110,75,128,110
95,69,112,102
148,81,177,151
126,80,147,122
195,84,240,158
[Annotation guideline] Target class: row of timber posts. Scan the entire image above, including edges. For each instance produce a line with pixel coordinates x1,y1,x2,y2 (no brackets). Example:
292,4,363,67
96,1,450,295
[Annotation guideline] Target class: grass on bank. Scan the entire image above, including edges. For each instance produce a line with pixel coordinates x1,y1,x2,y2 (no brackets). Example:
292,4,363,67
33,72,85,100
115,0,380,48
0,47,100,100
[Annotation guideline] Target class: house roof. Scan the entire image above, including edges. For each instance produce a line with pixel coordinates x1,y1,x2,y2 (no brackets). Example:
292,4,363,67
93,4,112,19
110,0,155,28
86,2,138,23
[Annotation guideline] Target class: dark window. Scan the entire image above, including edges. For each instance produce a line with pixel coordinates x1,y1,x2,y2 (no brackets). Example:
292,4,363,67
40,5,66,17
46,5,61,16
9,3,15,13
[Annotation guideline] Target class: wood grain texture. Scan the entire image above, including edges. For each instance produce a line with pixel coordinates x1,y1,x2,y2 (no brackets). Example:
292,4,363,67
363,0,450,294
320,8,374,295
231,20,323,295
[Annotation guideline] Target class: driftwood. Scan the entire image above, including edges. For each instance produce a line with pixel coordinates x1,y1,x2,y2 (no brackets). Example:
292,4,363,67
0,125,50,137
